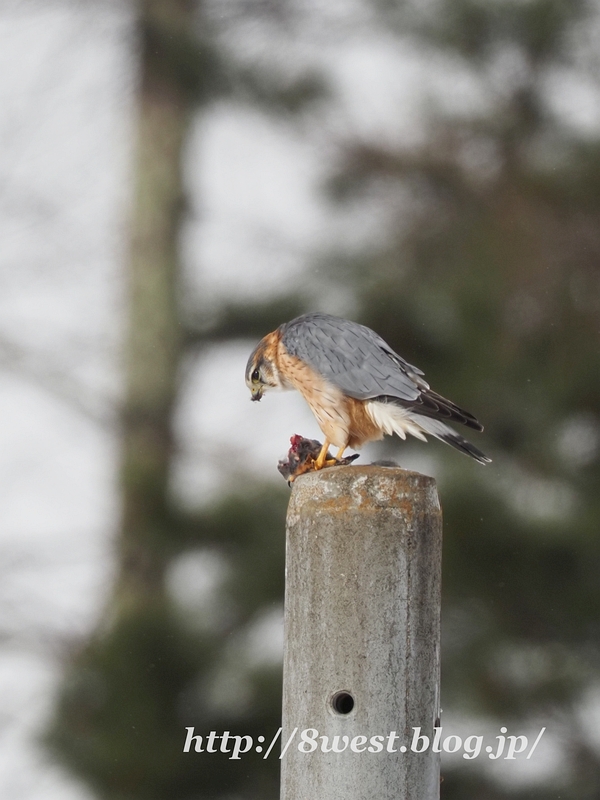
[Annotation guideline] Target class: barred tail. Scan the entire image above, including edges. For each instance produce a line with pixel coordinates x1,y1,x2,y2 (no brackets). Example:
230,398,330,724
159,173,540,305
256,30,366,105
366,400,491,464
402,414,491,464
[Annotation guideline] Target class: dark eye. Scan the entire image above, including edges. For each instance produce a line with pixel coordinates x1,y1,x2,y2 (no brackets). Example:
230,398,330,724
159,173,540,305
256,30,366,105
251,368,260,381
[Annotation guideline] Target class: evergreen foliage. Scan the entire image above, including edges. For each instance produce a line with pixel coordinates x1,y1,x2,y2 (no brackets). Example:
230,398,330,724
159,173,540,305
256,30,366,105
325,0,600,795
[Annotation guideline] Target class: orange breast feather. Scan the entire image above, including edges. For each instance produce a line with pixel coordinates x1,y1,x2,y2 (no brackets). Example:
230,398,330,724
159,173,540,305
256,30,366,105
276,340,382,449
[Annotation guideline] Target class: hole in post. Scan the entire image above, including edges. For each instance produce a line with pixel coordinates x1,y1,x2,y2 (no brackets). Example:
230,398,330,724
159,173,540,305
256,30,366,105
331,691,354,715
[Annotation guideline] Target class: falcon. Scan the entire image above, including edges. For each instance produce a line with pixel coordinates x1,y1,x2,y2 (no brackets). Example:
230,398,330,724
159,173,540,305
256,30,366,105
245,312,490,470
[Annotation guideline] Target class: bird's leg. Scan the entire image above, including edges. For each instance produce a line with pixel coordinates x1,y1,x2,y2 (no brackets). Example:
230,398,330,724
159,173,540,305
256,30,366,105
313,441,346,470
314,439,333,470
314,440,330,470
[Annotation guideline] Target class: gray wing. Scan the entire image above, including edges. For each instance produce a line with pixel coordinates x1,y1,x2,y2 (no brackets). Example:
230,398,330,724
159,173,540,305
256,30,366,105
280,312,427,402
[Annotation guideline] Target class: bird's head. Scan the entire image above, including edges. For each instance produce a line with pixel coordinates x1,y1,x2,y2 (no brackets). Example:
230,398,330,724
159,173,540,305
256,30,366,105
245,338,283,401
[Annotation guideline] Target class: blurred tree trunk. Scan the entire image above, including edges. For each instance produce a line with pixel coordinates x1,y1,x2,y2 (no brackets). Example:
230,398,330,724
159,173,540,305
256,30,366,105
117,0,193,610
46,3,316,797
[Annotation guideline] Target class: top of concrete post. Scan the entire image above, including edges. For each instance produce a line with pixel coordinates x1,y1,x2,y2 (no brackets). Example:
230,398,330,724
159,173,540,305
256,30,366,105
288,464,440,523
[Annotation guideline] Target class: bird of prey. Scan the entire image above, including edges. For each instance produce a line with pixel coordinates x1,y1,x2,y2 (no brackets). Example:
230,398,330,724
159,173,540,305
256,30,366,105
245,312,490,470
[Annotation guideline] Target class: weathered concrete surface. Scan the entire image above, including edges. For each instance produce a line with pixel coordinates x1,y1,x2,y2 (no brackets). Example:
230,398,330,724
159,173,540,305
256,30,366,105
281,465,442,800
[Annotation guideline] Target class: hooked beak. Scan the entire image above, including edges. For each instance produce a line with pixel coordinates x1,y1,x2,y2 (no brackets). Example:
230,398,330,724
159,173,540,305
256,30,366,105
250,386,263,402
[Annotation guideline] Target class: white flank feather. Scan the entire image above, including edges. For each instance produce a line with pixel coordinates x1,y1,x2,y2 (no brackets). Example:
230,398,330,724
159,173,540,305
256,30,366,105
365,401,428,442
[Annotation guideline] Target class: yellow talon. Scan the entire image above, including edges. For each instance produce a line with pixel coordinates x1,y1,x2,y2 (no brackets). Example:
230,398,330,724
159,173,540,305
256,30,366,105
313,442,346,471
314,440,330,470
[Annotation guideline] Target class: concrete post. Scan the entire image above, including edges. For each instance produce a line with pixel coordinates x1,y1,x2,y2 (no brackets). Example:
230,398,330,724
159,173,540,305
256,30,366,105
280,465,442,800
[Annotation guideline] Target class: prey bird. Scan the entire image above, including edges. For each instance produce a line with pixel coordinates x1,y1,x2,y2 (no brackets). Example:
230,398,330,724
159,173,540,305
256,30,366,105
277,434,360,483
245,312,491,471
